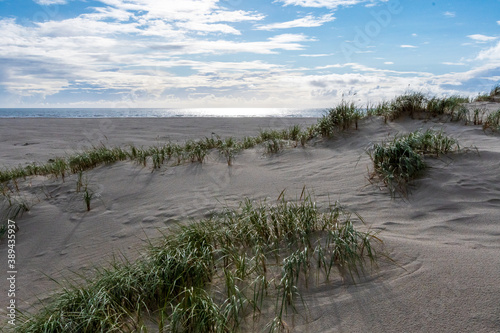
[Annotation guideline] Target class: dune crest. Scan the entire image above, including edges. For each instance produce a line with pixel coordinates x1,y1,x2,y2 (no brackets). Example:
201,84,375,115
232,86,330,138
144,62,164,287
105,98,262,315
0,109,499,331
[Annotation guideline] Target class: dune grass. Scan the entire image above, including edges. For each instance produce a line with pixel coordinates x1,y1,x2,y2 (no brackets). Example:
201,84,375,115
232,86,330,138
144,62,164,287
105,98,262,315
368,129,460,197
0,195,31,221
264,138,286,154
391,92,427,119
0,90,491,223
0,126,320,222
491,84,500,97
17,192,381,332
0,91,478,188
483,109,500,132
0,182,32,221
474,84,500,102
82,186,94,212
218,137,241,166
367,93,471,122
317,101,363,137
426,95,470,119
0,122,319,189
366,101,392,123
68,146,129,173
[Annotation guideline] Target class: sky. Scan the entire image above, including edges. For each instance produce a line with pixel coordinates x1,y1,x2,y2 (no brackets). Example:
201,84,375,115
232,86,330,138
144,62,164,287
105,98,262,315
0,0,499,108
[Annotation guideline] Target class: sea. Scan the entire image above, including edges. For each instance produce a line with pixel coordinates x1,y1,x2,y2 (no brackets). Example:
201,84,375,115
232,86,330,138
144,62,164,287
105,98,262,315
0,108,326,118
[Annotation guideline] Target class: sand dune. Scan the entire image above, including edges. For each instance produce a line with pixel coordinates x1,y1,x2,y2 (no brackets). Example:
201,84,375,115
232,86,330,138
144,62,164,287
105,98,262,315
0,110,499,332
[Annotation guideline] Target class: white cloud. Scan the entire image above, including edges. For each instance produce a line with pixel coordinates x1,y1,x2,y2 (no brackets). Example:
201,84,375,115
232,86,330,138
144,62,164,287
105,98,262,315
90,0,265,39
160,33,315,55
476,41,500,61
443,11,455,18
400,45,417,48
99,0,264,23
315,64,343,70
442,62,466,66
82,7,135,22
33,0,67,5
0,10,305,99
300,53,335,57
467,34,498,43
314,62,432,76
35,17,140,37
5,7,442,106
205,10,266,23
186,60,285,72
274,0,384,9
27,1,266,38
176,22,241,35
256,14,335,30
2,0,498,108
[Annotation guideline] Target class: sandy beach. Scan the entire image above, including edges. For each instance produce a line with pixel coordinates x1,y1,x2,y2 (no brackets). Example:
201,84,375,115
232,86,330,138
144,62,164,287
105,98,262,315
0,105,499,332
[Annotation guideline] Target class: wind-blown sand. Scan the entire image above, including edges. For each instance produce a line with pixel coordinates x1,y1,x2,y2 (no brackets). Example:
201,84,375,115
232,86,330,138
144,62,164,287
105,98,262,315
0,108,499,332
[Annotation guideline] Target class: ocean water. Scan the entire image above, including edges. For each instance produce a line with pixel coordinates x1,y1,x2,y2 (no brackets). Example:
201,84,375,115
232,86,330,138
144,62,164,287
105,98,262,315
0,108,325,118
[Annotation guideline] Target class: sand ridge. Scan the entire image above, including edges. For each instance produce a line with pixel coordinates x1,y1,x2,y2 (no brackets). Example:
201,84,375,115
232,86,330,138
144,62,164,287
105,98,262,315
0,113,499,332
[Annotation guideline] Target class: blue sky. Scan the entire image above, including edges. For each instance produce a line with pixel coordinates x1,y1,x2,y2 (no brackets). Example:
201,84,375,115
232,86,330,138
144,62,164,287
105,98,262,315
0,0,499,108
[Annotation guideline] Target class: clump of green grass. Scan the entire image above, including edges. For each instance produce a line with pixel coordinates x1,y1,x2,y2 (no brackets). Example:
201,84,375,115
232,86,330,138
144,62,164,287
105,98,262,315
452,105,470,124
241,136,257,149
149,146,166,169
472,108,486,125
257,124,318,150
75,171,84,193
1,196,31,221
182,140,209,163
17,193,382,332
426,95,469,118
0,125,310,188
82,187,94,212
475,84,500,102
296,125,317,147
33,157,69,181
390,92,427,119
367,93,471,122
0,182,31,221
403,128,460,156
317,101,363,137
203,135,223,150
474,93,491,102
483,109,500,132
129,145,148,166
369,136,425,197
287,124,302,142
447,106,487,126
258,129,283,142
368,129,460,196
0,183,14,207
367,101,392,123
490,84,500,99
218,137,241,166
77,174,99,212
0,166,26,184
264,138,286,154
69,145,128,173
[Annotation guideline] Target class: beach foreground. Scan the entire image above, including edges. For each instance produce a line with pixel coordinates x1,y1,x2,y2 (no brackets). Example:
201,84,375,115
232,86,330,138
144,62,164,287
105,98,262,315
0,107,499,332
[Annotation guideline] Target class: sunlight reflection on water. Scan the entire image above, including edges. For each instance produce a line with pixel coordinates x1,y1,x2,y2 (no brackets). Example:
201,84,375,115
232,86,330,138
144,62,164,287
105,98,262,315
0,108,325,118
